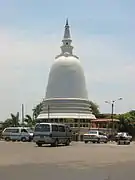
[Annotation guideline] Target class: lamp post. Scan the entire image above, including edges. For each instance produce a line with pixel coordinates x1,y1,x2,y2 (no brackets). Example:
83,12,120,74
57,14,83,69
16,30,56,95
21,104,24,126
105,98,122,134
78,113,81,141
47,105,50,123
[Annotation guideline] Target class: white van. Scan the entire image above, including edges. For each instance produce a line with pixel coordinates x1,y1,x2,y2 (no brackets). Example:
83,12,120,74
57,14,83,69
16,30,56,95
33,123,72,147
2,127,34,142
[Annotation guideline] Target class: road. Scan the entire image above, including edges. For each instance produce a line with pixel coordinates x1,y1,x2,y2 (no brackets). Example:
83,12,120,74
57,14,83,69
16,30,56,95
0,141,135,180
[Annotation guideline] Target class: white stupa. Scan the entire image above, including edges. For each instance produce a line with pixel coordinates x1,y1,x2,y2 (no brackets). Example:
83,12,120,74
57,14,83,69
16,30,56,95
37,19,96,125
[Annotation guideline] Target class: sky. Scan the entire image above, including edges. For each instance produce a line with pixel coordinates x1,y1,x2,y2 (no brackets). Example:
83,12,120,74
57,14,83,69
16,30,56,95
0,0,135,121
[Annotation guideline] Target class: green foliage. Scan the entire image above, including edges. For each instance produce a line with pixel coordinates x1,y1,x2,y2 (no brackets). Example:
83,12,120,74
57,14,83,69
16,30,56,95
32,102,43,119
116,110,135,136
10,112,20,127
1,119,13,129
1,112,36,130
0,112,20,131
89,101,100,116
24,114,36,127
96,113,111,119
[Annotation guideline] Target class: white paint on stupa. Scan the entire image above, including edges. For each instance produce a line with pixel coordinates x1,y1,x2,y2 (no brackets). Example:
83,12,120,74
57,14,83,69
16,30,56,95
37,19,96,120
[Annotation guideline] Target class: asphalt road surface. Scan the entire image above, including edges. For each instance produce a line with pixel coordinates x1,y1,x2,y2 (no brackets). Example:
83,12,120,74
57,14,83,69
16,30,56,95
0,141,135,180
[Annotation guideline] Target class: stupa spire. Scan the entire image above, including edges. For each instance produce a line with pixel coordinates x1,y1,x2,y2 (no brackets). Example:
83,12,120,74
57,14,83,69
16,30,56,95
63,18,71,39
55,19,78,59
66,18,68,25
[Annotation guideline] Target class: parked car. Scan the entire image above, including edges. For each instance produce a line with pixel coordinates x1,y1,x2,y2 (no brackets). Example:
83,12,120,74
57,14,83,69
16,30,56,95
115,132,132,142
33,123,72,147
2,127,34,142
83,130,108,144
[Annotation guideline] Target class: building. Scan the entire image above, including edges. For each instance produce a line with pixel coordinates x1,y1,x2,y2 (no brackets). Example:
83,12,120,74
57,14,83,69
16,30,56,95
91,118,119,129
37,19,96,131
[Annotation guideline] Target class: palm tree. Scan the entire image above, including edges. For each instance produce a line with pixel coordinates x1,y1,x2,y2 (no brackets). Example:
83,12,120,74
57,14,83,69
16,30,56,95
89,101,100,117
1,119,13,129
32,102,43,119
1,112,20,129
10,112,20,127
24,115,35,127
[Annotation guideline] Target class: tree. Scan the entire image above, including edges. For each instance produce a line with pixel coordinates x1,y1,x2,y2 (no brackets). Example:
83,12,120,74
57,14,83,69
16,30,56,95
24,114,35,127
116,111,135,136
10,112,20,127
32,102,43,119
1,119,13,130
1,112,20,130
96,113,111,119
89,101,100,117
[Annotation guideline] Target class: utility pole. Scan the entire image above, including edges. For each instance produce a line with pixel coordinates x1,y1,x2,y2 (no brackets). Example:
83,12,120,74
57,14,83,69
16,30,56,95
47,105,50,123
105,98,122,135
111,101,114,133
21,104,24,126
78,113,81,141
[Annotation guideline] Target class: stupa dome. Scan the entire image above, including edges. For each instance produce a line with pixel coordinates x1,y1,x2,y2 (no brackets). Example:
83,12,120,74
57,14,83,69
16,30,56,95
45,55,88,99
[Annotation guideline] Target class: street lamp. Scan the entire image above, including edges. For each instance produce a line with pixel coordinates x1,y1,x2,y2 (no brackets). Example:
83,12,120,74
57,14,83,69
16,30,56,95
21,104,24,126
105,98,123,134
47,105,50,123
78,112,81,141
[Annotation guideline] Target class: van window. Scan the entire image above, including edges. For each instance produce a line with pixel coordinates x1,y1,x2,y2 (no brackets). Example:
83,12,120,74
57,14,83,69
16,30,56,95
52,125,58,132
88,131,97,134
4,128,19,133
66,126,71,132
4,129,11,133
21,129,28,133
35,124,50,132
26,128,33,133
99,132,104,135
58,125,65,132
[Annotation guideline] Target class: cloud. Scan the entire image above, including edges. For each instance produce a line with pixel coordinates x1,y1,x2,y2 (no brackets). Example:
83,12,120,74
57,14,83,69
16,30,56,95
0,28,135,120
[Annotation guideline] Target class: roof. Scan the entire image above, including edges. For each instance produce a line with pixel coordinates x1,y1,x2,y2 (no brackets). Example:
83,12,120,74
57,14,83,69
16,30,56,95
91,119,119,122
4,127,31,129
36,122,67,126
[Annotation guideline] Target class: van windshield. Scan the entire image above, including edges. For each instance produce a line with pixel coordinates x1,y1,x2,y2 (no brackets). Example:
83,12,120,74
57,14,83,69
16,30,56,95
4,128,19,133
26,128,33,133
88,131,97,134
35,124,50,132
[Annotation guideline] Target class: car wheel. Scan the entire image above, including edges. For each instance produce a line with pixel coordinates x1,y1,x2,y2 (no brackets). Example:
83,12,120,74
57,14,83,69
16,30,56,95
36,142,42,147
5,137,10,141
12,140,16,142
84,141,88,144
65,139,70,146
28,136,33,142
21,137,27,142
51,139,58,147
